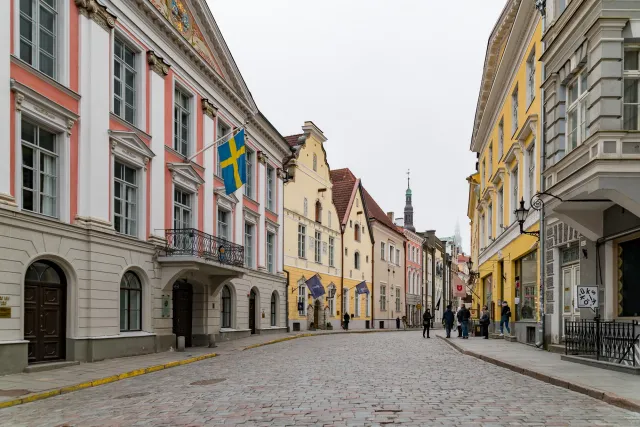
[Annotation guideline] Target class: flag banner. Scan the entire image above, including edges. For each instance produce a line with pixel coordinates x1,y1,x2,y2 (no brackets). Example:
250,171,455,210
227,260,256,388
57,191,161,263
306,274,325,299
355,281,369,295
218,129,246,195
453,274,467,298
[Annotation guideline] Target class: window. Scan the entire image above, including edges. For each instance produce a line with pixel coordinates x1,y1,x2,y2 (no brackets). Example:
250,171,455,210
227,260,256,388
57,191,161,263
244,223,254,268
395,288,401,312
498,188,504,228
396,249,400,265
303,198,308,216
512,85,519,134
267,232,275,273
354,224,361,241
567,71,589,149
266,165,275,211
270,292,277,326
174,189,192,229
380,284,386,311
488,203,493,240
480,213,485,248
113,38,137,125
217,209,229,240
114,161,137,237
173,89,191,156
216,121,230,176
517,251,538,320
625,50,640,129
297,224,306,258
297,280,306,316
120,271,141,332
488,143,493,177
381,242,386,260
409,273,413,294
365,292,370,316
312,153,317,171
498,118,504,158
342,288,349,315
619,238,640,317
482,159,486,185
389,245,394,263
328,211,332,228
21,120,58,217
314,230,322,263
355,293,360,317
221,285,232,328
244,149,254,198
511,166,519,223
526,50,536,105
315,201,322,223
329,237,335,267
354,251,360,270
528,145,536,202
19,0,57,79
327,284,336,316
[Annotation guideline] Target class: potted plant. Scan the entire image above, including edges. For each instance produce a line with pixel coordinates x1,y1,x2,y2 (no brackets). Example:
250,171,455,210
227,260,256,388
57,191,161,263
326,322,333,330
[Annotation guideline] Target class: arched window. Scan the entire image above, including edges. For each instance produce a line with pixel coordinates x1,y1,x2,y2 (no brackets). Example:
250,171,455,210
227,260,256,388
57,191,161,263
327,284,336,316
354,224,360,241
120,271,142,332
354,251,361,270
297,279,306,316
222,285,232,328
313,153,317,171
270,291,277,326
315,200,322,223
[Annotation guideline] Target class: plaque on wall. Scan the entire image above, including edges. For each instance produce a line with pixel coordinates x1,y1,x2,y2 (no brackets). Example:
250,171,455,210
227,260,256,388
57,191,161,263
0,307,11,318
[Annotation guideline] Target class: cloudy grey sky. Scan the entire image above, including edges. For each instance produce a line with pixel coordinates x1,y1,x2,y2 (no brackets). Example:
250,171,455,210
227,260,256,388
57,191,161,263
209,0,506,252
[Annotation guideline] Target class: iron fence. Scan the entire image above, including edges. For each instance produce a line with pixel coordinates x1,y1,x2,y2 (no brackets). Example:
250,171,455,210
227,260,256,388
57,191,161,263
565,319,639,365
164,228,245,267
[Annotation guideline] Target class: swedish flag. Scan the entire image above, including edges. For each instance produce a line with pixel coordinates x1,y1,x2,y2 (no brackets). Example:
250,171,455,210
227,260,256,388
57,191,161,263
218,129,246,195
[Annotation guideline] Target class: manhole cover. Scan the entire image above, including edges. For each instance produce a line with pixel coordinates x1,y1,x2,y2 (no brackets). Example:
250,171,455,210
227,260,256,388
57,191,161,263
190,378,226,386
0,389,30,397
115,392,150,399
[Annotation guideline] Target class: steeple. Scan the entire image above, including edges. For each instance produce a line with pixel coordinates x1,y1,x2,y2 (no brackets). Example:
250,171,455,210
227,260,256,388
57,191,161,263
404,169,415,232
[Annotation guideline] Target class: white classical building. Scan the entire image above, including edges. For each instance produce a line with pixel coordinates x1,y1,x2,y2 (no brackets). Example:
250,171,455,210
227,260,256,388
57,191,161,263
0,0,289,375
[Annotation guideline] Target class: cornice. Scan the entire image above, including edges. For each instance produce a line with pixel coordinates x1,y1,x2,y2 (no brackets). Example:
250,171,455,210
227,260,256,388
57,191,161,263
75,0,117,31
504,141,523,164
491,166,506,186
515,113,538,142
147,50,170,76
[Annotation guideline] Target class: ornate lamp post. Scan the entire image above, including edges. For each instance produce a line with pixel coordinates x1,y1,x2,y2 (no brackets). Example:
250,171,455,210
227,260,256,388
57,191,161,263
515,192,563,241
534,0,546,17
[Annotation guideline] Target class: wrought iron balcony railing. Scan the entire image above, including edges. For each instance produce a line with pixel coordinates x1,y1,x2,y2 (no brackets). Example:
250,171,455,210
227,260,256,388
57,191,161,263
164,228,245,268
565,319,639,366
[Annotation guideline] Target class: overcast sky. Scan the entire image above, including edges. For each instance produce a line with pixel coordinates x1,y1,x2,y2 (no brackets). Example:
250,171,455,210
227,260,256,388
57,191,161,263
209,0,506,253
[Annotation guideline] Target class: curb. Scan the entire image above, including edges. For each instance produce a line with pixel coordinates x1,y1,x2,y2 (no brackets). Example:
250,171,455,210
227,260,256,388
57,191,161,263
0,352,217,410
437,336,640,414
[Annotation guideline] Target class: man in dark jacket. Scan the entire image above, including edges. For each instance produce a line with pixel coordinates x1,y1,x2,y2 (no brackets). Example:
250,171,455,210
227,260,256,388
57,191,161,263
443,305,455,338
461,304,471,339
480,305,490,339
343,312,350,330
422,310,433,338
500,301,512,336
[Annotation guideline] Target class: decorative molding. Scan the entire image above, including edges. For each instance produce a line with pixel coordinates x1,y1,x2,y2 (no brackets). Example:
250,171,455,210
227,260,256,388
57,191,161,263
515,114,539,143
75,0,117,31
257,151,268,165
168,163,205,193
147,51,170,76
201,98,217,118
504,141,523,164
109,130,156,170
215,187,238,210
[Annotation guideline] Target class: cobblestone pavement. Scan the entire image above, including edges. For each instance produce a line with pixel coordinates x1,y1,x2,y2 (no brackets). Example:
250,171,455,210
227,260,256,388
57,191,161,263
2,332,640,426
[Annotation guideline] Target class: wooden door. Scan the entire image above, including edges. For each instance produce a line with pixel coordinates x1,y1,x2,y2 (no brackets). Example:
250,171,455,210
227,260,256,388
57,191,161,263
24,262,66,364
173,281,193,347
249,290,256,334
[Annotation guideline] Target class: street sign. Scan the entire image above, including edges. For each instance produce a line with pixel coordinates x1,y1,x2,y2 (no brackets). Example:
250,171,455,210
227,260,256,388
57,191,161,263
577,286,598,309
416,303,422,310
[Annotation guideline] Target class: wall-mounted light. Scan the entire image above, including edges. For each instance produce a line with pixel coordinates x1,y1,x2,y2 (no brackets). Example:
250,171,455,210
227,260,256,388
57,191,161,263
534,0,546,17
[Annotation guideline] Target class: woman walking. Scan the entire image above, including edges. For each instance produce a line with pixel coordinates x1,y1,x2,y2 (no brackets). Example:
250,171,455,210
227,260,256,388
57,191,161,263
480,305,490,339
423,309,433,338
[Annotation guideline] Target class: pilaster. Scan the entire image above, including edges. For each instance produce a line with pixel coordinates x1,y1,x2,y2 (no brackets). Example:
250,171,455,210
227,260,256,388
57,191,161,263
0,0,14,207
202,100,216,236
257,153,267,270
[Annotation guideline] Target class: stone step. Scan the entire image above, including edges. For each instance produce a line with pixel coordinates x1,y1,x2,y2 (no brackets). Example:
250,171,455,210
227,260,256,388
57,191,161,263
23,360,80,373
548,344,566,355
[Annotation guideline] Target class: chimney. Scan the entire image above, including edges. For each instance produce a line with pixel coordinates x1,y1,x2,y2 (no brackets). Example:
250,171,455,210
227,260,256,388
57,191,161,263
387,212,394,222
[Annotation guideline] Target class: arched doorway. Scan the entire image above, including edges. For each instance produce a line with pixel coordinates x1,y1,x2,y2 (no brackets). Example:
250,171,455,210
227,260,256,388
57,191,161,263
249,289,257,334
24,260,67,364
173,280,193,347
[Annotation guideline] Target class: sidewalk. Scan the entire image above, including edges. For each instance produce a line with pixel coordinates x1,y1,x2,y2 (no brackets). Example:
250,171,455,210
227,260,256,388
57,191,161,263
436,330,640,412
0,327,406,408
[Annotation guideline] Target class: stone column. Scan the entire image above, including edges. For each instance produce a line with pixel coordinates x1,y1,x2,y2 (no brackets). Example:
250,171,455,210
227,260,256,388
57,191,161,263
202,99,217,236
0,0,13,207
75,1,116,230
148,51,170,243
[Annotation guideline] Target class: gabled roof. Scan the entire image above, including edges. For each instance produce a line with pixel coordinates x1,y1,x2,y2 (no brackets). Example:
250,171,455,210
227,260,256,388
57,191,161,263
362,187,404,238
330,168,358,223
285,134,304,148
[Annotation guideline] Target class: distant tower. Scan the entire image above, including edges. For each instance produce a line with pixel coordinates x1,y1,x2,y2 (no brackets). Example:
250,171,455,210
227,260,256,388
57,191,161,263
404,169,415,232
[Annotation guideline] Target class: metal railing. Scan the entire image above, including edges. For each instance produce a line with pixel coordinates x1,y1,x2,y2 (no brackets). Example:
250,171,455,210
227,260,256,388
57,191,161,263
164,228,245,267
565,319,639,366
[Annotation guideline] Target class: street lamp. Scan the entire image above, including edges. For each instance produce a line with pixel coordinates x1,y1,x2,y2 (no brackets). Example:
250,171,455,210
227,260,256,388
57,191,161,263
515,198,540,239
534,0,546,17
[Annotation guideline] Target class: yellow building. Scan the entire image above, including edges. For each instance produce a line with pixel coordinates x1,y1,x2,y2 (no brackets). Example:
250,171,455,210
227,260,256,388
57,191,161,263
283,122,343,331
469,1,542,344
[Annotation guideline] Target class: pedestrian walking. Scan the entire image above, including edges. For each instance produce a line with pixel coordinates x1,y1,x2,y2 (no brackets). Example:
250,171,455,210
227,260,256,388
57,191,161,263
443,305,455,338
461,304,471,339
422,310,433,338
480,305,490,339
343,312,350,330
456,306,463,338
500,301,512,336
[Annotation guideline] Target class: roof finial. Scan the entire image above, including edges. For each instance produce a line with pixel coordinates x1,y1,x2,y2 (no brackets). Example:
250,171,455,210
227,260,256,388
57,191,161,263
407,169,410,189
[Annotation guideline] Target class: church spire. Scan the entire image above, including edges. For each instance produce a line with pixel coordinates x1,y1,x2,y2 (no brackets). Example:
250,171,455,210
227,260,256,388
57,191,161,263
404,169,415,232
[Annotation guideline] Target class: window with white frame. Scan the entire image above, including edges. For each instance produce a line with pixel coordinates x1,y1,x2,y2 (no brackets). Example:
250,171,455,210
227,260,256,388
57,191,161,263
297,280,306,316
527,50,536,105
480,213,485,248
381,242,386,260
173,88,191,156
329,237,335,267
488,143,493,177
266,232,275,273
221,285,232,327
244,149,254,199
488,203,493,240
270,291,277,326
114,161,137,237
511,166,519,223
244,223,254,268
355,293,360,317
354,251,360,270
396,249,400,265
528,144,536,203
21,120,58,217
217,208,229,240
215,121,230,176
342,287,349,315
395,288,401,312
113,38,137,125
624,49,640,130
174,189,192,229
120,271,142,332
297,224,306,258
498,188,504,229
314,230,322,263
327,284,336,316
389,245,394,264
19,0,58,79
498,118,504,158
365,292,370,316
266,165,275,211
380,284,387,311
567,71,588,149
512,85,519,134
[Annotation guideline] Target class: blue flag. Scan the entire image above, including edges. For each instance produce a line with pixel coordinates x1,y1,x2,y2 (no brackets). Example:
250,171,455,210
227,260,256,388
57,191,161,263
306,274,325,299
217,129,246,195
355,281,369,295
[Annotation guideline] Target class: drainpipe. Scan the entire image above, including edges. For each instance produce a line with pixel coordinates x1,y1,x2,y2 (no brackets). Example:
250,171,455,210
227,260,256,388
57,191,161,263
284,269,290,332
371,237,375,329
538,35,547,349
340,223,345,324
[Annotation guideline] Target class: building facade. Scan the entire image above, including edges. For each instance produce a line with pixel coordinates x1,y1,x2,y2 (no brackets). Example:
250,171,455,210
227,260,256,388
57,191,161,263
283,122,343,331
0,0,288,375
403,177,423,327
470,0,543,344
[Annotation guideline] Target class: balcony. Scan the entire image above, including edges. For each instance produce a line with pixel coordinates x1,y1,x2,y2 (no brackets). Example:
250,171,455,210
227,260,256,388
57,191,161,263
164,228,245,267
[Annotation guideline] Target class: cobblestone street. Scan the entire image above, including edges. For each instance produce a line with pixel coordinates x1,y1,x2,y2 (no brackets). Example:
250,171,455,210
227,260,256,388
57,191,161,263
2,332,640,426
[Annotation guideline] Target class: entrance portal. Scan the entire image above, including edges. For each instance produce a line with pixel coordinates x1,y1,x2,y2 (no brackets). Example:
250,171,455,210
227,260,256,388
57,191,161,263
249,289,257,334
173,281,193,347
24,261,67,364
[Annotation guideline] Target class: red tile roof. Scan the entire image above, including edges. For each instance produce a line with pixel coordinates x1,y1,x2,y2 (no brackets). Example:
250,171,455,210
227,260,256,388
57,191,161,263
362,187,403,237
330,168,357,223
284,134,304,147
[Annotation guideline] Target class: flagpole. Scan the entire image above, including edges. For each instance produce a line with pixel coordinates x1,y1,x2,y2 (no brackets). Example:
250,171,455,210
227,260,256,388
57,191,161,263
186,115,254,162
